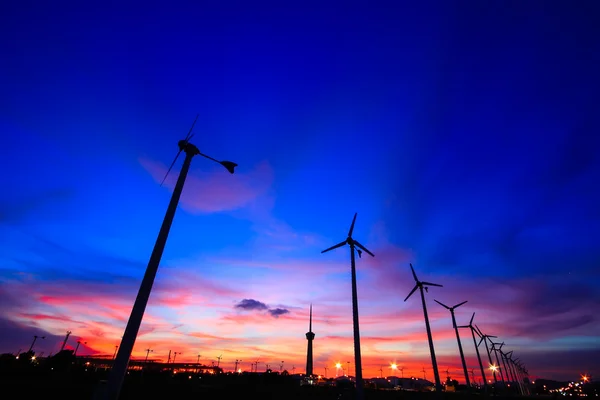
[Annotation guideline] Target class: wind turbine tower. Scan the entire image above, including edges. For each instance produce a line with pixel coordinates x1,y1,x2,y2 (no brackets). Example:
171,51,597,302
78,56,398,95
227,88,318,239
305,304,315,376
99,116,237,400
404,264,443,392
458,313,488,392
321,213,375,400
434,299,471,388
475,325,498,384
489,341,506,385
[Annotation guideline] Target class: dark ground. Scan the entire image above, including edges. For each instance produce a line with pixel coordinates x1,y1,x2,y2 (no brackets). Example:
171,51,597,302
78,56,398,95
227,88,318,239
1,374,542,400
0,356,540,400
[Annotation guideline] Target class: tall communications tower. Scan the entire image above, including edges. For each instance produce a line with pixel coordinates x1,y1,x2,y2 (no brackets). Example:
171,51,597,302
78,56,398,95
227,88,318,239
305,304,315,376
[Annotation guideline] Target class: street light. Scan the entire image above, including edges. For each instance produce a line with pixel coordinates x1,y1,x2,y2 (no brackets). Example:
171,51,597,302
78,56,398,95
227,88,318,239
234,359,243,373
144,348,153,363
74,340,87,356
28,335,45,353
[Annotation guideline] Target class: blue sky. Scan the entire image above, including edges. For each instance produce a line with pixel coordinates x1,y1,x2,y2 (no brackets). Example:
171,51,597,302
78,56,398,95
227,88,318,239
1,0,599,381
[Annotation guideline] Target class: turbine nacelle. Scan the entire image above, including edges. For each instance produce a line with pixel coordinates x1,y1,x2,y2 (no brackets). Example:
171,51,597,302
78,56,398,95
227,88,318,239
404,263,443,302
161,115,237,186
434,299,468,312
321,213,375,258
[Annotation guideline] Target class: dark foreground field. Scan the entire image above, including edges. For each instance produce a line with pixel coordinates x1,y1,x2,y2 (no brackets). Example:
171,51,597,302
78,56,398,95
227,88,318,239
1,375,539,400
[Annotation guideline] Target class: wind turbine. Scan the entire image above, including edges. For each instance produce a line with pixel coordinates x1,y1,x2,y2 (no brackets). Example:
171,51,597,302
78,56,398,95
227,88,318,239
434,299,470,388
404,263,443,392
493,342,512,385
475,325,498,384
101,115,237,400
512,357,530,395
501,349,520,393
253,359,260,373
506,351,524,395
321,212,374,400
457,313,487,391
489,341,506,385
216,354,223,368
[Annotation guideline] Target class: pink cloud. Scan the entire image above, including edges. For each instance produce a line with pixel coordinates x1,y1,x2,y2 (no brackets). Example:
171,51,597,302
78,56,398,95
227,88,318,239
139,157,274,213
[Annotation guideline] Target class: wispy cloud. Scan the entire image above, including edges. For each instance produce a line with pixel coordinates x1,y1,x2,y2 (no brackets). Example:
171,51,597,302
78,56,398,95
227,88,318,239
139,158,274,214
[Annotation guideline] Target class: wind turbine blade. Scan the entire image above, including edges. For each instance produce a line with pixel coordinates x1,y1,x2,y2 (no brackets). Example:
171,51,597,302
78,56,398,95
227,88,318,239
488,335,498,338
469,312,475,326
354,241,374,257
434,299,450,309
404,285,418,302
456,325,469,329
422,281,443,287
185,114,199,141
409,263,418,282
477,336,485,347
348,213,357,237
321,241,347,254
160,149,183,186
356,248,362,258
474,324,484,337
453,300,468,309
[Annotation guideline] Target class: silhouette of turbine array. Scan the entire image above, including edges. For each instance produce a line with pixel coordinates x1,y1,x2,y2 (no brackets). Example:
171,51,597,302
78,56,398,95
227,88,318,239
71,117,532,399
401,263,531,395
